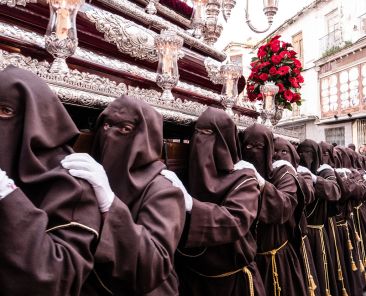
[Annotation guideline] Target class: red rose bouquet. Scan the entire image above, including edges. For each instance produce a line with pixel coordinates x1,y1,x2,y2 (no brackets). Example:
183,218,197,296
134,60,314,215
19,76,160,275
247,35,303,111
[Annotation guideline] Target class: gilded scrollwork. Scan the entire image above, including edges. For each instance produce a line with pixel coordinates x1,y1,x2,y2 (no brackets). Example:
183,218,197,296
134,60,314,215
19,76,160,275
84,8,159,62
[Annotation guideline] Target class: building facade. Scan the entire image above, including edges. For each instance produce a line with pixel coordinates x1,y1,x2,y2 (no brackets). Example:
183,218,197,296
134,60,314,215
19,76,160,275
225,0,366,148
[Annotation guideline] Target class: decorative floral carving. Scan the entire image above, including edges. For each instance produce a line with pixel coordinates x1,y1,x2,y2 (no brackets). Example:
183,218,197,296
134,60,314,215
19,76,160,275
0,0,36,7
84,8,158,62
204,57,224,84
93,0,226,61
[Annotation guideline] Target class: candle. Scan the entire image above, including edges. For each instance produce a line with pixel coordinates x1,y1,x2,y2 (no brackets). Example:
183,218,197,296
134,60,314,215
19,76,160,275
55,8,71,40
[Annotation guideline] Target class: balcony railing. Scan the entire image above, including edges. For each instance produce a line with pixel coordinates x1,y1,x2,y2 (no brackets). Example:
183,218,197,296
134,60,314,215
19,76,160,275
319,28,343,55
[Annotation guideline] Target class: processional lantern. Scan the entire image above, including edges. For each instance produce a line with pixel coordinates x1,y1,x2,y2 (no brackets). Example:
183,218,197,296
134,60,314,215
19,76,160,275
220,63,242,116
259,81,280,126
45,0,84,73
154,30,184,101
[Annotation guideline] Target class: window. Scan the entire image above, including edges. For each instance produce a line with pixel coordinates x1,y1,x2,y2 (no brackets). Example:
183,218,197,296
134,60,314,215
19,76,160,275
292,32,304,66
325,127,345,146
319,9,342,53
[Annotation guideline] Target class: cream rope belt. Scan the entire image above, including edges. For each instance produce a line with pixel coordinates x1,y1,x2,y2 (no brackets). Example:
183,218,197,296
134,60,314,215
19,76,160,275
257,240,288,296
355,204,366,281
308,224,332,296
328,218,349,296
301,235,317,296
188,264,255,296
336,220,358,272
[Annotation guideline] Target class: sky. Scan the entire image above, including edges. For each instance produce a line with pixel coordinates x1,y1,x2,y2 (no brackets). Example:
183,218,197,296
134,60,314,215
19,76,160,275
215,0,315,50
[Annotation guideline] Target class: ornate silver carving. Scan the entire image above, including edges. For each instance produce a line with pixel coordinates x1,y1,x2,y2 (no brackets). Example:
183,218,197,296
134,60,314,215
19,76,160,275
0,21,222,102
0,0,36,7
0,49,127,98
154,2,191,27
222,0,236,21
84,8,158,63
93,0,226,61
145,0,158,14
45,33,78,73
204,57,224,84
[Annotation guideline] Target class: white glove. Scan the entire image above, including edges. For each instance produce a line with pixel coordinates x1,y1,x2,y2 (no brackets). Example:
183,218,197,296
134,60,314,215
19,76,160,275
160,169,193,212
61,153,115,213
363,174,366,181
317,164,333,173
272,160,296,174
0,169,17,200
297,165,317,184
335,168,348,179
233,160,266,190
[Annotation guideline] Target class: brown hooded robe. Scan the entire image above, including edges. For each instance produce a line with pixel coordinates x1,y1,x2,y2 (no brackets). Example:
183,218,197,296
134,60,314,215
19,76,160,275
177,108,265,296
298,139,340,296
80,95,186,296
241,124,306,296
274,137,320,296
0,66,101,295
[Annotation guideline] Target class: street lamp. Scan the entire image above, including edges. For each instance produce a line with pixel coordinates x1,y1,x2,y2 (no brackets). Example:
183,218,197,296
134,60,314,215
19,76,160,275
245,0,279,33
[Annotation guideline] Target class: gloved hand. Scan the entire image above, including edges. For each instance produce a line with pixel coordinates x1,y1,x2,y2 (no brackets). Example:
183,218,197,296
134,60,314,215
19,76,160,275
233,160,266,190
297,165,317,183
335,168,348,179
363,174,366,181
61,153,115,213
160,169,193,212
317,164,333,173
272,160,296,174
0,169,17,200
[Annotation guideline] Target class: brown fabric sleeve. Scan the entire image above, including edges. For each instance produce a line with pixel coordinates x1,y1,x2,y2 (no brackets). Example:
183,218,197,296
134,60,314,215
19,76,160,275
314,169,341,201
0,188,99,296
298,172,316,205
185,176,260,248
259,167,298,224
93,176,185,295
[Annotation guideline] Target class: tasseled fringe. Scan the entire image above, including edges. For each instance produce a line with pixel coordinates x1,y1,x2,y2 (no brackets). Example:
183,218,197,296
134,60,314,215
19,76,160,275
360,260,365,272
326,288,332,296
348,239,353,250
342,288,348,296
352,260,358,271
308,275,317,296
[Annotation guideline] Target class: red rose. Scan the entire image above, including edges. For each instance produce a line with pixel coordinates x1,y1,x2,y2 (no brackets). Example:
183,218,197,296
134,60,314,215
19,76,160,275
270,35,281,41
250,61,258,67
292,68,301,76
252,67,259,73
259,73,269,81
289,77,300,88
297,75,304,83
270,40,280,53
284,89,294,102
292,58,302,68
258,61,270,69
279,51,289,59
271,55,282,64
293,93,301,102
258,45,267,59
282,42,291,49
277,66,290,75
288,50,297,57
269,66,278,76
247,84,255,92
277,83,285,93
257,93,263,100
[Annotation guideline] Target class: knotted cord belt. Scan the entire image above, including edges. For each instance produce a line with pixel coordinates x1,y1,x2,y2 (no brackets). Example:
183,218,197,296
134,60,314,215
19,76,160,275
355,204,366,281
329,218,349,296
257,240,288,296
308,224,332,296
336,220,358,272
301,235,317,296
188,265,254,296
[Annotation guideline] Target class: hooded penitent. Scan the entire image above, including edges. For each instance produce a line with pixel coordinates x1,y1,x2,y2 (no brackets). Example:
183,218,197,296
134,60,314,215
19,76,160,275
319,141,336,168
240,123,274,180
188,107,244,204
84,95,185,296
297,139,322,174
91,95,165,216
334,146,352,169
0,66,100,295
273,137,300,167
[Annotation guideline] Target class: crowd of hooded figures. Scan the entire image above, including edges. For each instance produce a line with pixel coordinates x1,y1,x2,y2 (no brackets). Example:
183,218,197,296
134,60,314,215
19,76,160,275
1,66,366,296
